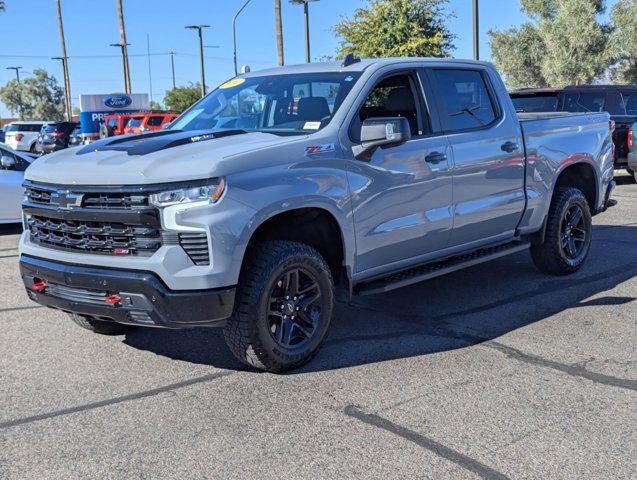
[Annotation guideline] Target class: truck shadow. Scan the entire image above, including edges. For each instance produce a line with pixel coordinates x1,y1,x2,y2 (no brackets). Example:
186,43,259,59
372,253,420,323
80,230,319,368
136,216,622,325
0,224,22,236
123,224,637,373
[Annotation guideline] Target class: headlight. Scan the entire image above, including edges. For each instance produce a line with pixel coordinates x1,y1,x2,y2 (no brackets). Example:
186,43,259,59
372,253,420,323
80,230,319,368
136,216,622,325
149,178,225,207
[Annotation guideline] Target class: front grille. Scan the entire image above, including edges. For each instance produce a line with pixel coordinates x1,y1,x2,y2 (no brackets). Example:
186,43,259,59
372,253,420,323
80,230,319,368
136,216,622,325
27,216,161,256
179,232,210,265
25,184,149,210
45,282,109,306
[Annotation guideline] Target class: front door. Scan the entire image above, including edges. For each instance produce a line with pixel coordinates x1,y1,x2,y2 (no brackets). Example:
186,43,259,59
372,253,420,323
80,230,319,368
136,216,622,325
0,148,27,222
426,68,526,248
346,71,453,274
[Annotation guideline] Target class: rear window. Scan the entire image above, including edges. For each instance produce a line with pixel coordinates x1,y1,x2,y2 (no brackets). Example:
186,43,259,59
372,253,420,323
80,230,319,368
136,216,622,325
431,69,497,132
42,123,75,134
128,117,143,127
511,95,559,112
107,117,119,127
5,124,42,132
558,92,605,113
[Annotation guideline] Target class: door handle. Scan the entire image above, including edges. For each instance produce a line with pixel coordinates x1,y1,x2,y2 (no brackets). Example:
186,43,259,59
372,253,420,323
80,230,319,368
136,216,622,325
425,152,447,164
501,141,519,153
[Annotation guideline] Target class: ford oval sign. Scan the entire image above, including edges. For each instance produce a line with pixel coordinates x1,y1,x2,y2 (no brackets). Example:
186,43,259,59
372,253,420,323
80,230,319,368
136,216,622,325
103,95,132,109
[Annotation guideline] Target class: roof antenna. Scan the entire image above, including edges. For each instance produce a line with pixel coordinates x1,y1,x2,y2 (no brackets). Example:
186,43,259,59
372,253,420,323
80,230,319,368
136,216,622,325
341,53,361,67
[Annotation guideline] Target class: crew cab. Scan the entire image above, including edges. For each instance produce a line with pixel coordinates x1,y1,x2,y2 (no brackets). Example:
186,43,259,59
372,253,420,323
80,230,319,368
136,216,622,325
510,85,637,172
19,58,615,372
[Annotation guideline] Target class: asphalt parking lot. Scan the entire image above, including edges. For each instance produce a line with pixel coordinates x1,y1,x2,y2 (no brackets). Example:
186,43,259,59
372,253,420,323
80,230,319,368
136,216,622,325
0,173,635,480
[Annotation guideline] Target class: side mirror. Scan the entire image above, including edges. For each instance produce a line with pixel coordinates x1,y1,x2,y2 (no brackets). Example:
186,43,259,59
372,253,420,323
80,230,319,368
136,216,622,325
353,117,412,161
0,155,16,169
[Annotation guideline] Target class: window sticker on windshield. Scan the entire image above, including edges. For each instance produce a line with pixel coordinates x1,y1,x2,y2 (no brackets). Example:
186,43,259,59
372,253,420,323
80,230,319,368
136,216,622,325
219,78,246,89
303,121,321,130
345,76,354,82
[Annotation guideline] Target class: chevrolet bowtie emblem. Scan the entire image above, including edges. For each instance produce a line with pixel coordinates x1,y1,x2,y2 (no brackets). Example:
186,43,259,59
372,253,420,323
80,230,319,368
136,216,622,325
50,190,83,210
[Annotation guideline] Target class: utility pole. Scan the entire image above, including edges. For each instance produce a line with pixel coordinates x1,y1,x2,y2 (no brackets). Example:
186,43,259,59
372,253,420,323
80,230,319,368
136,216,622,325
116,0,131,93
290,0,318,63
110,42,131,92
233,0,254,76
54,0,72,121
473,0,479,61
168,51,176,90
274,0,284,66
185,25,209,97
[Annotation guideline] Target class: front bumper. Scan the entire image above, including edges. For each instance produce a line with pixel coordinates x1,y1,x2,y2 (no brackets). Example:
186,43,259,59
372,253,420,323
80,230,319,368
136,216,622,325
20,255,236,328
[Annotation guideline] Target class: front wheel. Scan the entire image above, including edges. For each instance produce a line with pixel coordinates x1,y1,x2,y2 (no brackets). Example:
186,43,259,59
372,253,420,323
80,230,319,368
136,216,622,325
530,187,592,275
224,241,334,372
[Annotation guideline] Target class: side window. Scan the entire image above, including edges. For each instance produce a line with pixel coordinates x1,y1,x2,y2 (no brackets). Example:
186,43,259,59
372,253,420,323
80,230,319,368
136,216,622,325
356,73,425,138
431,69,497,132
146,116,164,127
560,92,605,113
620,92,637,116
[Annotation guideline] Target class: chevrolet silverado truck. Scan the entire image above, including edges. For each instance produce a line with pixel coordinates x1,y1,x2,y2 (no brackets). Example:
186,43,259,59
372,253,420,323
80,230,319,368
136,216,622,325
19,57,616,372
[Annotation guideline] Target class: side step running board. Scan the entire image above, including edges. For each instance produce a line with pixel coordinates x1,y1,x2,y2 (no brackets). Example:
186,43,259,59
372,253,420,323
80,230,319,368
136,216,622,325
355,241,530,296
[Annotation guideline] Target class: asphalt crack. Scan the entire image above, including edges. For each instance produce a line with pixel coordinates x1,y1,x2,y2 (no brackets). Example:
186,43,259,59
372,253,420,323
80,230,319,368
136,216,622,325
0,370,234,430
344,405,511,480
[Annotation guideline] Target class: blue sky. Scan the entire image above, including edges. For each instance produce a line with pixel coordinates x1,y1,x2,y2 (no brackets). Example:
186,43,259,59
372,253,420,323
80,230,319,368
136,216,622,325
0,0,618,118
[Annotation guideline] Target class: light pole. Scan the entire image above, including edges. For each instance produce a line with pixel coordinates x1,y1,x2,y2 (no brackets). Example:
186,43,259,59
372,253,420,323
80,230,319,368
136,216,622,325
115,0,131,93
6,66,21,83
289,0,318,63
233,0,254,76
168,51,176,90
110,42,131,92
185,25,210,97
274,0,284,66
473,0,479,61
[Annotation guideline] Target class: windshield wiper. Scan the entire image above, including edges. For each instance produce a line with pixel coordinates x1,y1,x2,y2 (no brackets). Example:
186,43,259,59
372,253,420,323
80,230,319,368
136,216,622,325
450,105,485,126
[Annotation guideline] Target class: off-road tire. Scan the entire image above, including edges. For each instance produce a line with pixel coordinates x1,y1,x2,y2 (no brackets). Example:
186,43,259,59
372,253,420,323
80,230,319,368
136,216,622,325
69,313,132,335
223,241,335,372
530,187,592,275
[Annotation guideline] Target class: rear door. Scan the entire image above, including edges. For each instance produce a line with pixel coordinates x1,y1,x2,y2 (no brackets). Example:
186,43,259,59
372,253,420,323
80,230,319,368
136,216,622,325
346,69,454,274
426,67,525,248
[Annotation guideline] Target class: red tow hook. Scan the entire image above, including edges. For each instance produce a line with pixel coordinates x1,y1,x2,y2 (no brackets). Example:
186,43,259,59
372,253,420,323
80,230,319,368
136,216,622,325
32,279,48,292
105,294,122,306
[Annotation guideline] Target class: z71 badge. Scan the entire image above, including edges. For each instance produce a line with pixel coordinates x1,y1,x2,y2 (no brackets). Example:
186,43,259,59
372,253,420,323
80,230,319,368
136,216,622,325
305,144,336,156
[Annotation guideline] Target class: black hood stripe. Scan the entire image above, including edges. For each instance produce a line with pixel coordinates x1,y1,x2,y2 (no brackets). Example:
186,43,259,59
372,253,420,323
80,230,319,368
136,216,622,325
77,129,247,156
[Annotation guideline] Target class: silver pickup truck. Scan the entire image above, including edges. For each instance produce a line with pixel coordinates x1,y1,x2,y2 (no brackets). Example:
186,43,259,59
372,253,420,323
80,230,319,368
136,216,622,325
19,57,615,372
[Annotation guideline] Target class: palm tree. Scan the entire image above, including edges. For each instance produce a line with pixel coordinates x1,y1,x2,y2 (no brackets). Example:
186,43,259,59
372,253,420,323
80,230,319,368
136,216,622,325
274,0,284,66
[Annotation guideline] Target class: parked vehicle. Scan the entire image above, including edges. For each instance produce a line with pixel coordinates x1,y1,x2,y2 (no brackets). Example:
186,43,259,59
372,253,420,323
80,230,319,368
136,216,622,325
4,121,50,152
628,122,636,182
123,112,179,134
68,125,83,147
19,58,615,372
510,85,637,171
0,144,34,223
100,113,136,138
35,121,79,154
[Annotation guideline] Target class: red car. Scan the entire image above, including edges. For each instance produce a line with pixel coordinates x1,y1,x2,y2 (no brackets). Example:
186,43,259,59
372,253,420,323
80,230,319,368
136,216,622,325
101,113,136,137
124,113,179,135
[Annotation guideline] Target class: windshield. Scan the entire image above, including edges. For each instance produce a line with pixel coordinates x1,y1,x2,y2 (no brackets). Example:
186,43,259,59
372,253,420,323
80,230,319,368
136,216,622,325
172,72,362,135
511,95,559,113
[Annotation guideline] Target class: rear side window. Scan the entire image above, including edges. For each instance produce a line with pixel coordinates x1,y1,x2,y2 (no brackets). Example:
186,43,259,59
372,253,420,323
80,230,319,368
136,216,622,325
146,116,164,126
559,92,605,112
6,124,41,132
128,117,143,127
620,92,637,115
431,69,497,132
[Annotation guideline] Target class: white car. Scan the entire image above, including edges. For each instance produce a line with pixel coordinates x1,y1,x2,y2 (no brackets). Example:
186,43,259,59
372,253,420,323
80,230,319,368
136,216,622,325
3,121,50,152
0,143,35,223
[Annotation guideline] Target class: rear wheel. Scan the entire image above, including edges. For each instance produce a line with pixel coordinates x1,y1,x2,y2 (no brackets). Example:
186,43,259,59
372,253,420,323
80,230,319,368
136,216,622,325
223,241,334,372
69,313,132,335
530,187,592,275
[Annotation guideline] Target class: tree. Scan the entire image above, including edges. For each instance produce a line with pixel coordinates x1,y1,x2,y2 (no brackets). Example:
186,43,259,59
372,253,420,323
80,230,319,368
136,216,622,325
149,100,163,110
332,0,455,59
0,69,65,120
608,0,637,83
488,0,610,89
163,84,201,113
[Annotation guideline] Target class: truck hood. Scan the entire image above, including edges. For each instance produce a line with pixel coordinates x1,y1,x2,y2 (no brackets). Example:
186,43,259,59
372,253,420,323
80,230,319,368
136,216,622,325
25,129,297,185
